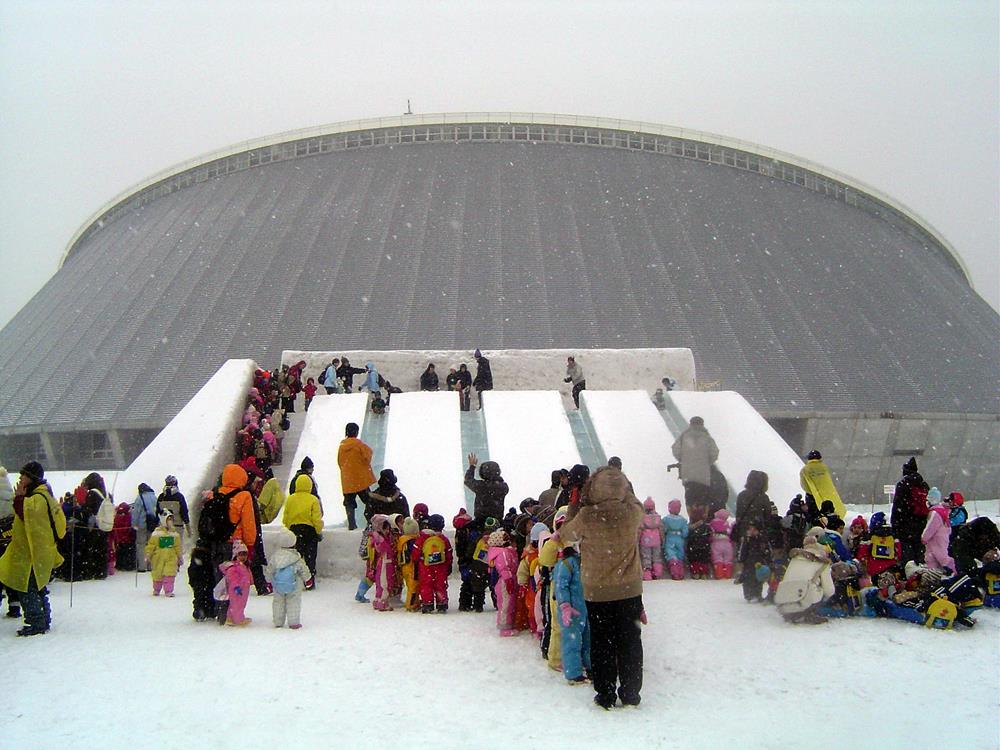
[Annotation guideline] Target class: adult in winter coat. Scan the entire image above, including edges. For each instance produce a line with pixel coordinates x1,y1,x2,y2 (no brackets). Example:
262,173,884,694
322,359,341,395
288,456,320,500
336,358,366,393
419,363,439,391
921,495,954,573
366,469,410,521
282,474,323,586
455,364,473,411
464,453,509,522
890,457,929,564
774,527,834,624
733,471,774,545
560,465,645,709
671,416,719,513
218,464,257,553
359,361,381,394
472,349,493,410
156,475,190,537
338,422,376,531
0,462,66,636
536,469,565,529
564,356,587,409
132,483,159,572
77,472,113,580
266,527,311,628
799,450,845,520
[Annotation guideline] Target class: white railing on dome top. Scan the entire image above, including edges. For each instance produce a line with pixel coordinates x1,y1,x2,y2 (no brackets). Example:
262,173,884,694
59,112,970,285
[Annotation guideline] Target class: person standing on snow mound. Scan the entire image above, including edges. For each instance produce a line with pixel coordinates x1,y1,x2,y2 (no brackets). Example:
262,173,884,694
472,349,493,410
564,356,586,409
671,416,719,514
464,453,509,522
338,422,376,531
559,464,646,709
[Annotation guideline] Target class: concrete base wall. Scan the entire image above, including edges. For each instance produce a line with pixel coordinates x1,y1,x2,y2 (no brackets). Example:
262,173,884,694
767,412,1000,504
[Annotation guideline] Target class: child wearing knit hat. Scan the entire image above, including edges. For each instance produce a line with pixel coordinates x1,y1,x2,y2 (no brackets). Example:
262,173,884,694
662,499,689,580
219,540,253,626
486,529,519,636
639,498,665,580
266,527,311,628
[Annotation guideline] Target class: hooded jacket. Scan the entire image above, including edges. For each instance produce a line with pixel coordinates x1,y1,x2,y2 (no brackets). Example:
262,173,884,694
0,481,65,591
257,476,285,525
560,467,644,603
464,464,509,521
774,543,834,614
368,470,410,517
144,521,182,579
221,464,257,548
734,471,773,541
266,530,311,592
282,475,323,534
338,436,376,494
671,423,719,488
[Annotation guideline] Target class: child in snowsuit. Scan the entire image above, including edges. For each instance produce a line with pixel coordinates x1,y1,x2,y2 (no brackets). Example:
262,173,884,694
370,514,398,611
486,529,519,635
397,517,421,611
662,499,688,580
553,542,591,684
303,378,318,411
775,528,834,624
517,522,546,636
188,538,216,621
457,514,494,612
857,516,902,585
538,508,567,670
846,515,869,559
219,540,253,626
266,528,311,628
413,514,452,613
144,512,182,596
921,489,955,573
638,497,665,580
737,519,771,601
709,509,734,579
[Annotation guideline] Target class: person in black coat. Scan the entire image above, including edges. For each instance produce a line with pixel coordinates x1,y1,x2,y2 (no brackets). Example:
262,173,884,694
366,469,409,521
464,453,509,521
890,457,930,563
336,357,366,393
419,363,439,391
732,470,775,545
472,349,493,409
951,517,1000,576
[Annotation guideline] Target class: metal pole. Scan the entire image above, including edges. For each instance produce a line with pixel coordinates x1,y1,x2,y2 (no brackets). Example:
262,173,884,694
68,519,75,608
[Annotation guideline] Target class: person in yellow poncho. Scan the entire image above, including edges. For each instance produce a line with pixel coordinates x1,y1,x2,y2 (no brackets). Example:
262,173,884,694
799,450,845,520
0,462,66,637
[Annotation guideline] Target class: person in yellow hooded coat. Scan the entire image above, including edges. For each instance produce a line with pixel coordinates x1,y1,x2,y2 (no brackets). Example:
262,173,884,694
282,474,323,588
799,450,845,520
0,461,66,636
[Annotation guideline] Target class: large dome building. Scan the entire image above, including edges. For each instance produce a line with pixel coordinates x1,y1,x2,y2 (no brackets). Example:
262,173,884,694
0,113,996,499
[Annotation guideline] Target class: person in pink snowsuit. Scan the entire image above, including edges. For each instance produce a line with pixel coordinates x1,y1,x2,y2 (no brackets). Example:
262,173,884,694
220,540,253,626
638,497,666,580
486,529,519,636
921,489,955,572
708,509,734,579
370,515,398,611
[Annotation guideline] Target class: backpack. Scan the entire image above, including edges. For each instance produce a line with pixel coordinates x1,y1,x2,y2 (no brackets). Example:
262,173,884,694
273,563,297,594
870,532,897,560
910,485,929,515
96,494,116,532
421,534,447,566
198,489,240,543
318,368,327,385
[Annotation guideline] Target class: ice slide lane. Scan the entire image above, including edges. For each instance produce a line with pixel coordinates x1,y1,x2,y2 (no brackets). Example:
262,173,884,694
581,390,687,511
481,391,581,513
382,392,465,521
282,393,369,528
667,391,804,512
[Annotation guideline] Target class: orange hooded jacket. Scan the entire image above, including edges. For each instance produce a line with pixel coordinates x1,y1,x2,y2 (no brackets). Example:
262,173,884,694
221,464,257,547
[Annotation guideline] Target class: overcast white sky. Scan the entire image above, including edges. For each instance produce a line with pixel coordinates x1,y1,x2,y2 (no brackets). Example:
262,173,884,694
0,0,997,330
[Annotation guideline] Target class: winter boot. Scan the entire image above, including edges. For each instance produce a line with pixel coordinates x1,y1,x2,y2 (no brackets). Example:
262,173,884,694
6,606,21,618
714,563,731,580
355,580,371,603
421,604,434,614
668,559,685,580
436,602,448,614
642,569,653,581
652,562,665,580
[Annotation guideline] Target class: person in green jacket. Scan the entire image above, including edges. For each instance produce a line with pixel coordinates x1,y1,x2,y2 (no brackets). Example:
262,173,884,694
0,461,66,636
257,468,286,525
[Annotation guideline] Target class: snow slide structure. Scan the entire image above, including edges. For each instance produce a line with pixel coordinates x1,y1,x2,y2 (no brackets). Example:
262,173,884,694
116,349,806,578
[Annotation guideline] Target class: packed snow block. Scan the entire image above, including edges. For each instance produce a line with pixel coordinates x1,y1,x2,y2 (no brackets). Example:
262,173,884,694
283,393,369,528
116,358,255,518
283,348,695,412
482,391,581,510
383,392,465,520
668,391,804,511
581,391,687,510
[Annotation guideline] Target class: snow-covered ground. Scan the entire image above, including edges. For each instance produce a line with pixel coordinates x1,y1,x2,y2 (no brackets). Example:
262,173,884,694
7,573,998,749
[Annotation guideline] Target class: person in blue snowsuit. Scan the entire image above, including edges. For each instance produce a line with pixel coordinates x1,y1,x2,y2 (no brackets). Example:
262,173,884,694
662,499,688,579
553,543,591,684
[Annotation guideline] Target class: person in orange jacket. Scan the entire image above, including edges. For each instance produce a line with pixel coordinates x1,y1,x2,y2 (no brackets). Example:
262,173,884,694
337,422,376,531
220,464,257,552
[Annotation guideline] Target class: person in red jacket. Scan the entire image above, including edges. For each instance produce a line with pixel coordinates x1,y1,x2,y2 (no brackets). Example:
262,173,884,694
303,378,318,411
412,514,452,613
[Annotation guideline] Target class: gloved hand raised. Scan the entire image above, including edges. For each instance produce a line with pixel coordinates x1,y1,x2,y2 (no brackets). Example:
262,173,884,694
559,602,580,627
